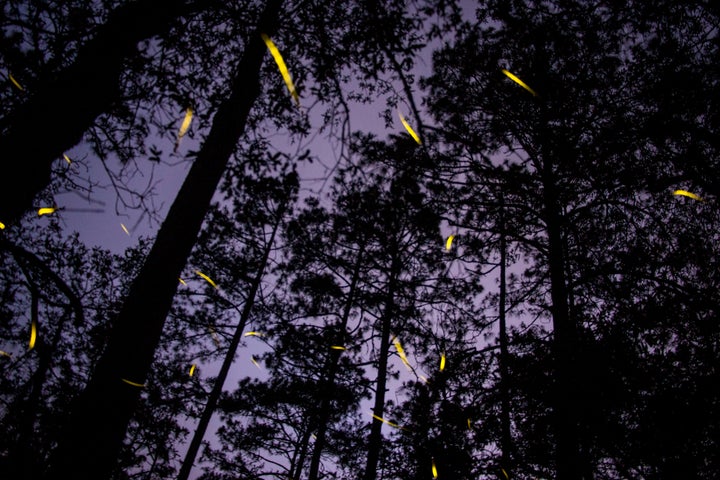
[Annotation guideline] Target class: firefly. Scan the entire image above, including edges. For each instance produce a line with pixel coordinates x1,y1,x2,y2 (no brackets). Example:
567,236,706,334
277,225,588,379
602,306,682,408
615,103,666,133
398,110,421,144
189,364,197,377
419,375,430,384
432,458,438,478
501,69,538,97
261,33,299,105
9,73,24,91
673,189,703,202
63,154,72,164
371,412,401,429
331,345,346,350
501,467,509,480
122,378,146,388
0,350,11,357
440,352,446,371
178,277,186,285
0,222,5,229
195,270,218,288
393,337,412,370
251,356,261,368
467,418,472,430
178,107,193,138
120,223,130,236
29,321,37,350
244,331,264,337
37,207,57,216
445,235,454,251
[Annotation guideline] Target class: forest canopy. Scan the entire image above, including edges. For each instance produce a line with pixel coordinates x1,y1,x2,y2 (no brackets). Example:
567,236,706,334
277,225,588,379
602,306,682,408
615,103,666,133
1,1,718,479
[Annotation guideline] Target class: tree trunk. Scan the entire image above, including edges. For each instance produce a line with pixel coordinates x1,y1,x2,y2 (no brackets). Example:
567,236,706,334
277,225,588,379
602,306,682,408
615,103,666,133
44,1,284,478
540,139,580,480
0,0,200,226
362,256,399,480
307,243,366,480
498,193,513,477
177,203,286,480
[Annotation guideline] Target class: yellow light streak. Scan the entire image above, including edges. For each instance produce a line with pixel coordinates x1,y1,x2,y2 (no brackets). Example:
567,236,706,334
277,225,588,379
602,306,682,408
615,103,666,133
261,33,300,105
251,356,261,368
0,350,11,357
189,364,196,377
331,345,346,350
244,331,264,337
467,418,472,430
419,375,430,384
440,352,446,371
29,321,37,350
371,412,401,429
178,108,193,138
195,270,218,288
393,337,412,370
501,69,537,97
445,235,454,251
9,73,24,91
501,467,509,480
63,154,72,164
673,189,703,202
121,378,146,388
37,207,57,216
432,458,438,478
178,277,186,285
398,110,422,144
120,223,130,236
0,222,5,230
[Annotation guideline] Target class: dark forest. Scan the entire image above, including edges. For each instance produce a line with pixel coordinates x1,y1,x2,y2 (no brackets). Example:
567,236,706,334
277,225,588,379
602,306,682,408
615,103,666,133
1,1,719,479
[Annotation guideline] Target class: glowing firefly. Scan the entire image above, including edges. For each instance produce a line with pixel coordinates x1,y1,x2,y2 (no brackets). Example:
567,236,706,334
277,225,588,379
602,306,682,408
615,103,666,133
432,458,438,478
419,375,430,384
189,364,196,377
122,378,146,388
178,108,193,138
37,207,57,216
251,356,261,368
0,222,5,230
331,345,346,350
63,154,72,164
9,73,24,91
0,350,11,357
120,223,130,236
393,336,412,370
501,69,537,97
244,331,264,337
501,467,509,480
440,352,446,371
445,235,454,251
261,33,299,105
178,277,186,285
29,321,37,350
195,270,218,288
467,418,472,430
398,110,421,144
371,412,401,429
673,190,703,202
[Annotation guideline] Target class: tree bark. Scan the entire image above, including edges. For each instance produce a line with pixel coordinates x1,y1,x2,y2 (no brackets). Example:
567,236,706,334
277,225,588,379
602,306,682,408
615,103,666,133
44,1,284,478
540,136,580,480
177,202,286,480
0,0,200,226
362,255,399,480
307,243,366,480
498,193,513,477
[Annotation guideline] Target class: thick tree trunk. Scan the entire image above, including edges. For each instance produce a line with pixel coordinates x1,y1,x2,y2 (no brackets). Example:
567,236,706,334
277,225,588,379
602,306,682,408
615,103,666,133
177,204,285,480
540,146,580,480
498,194,513,476
0,0,199,226
362,257,398,480
307,243,366,480
44,2,284,479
